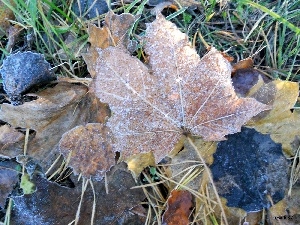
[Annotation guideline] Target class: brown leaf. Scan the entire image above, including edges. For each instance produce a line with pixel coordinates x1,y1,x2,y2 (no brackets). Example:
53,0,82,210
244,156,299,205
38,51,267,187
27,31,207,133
0,125,24,154
89,15,269,162
0,160,20,208
0,82,109,170
10,163,146,225
59,123,115,180
83,12,136,77
232,58,254,72
162,189,193,225
269,183,300,225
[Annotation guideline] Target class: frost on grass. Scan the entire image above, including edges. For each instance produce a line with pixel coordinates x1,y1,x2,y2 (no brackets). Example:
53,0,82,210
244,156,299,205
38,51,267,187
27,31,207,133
89,14,270,162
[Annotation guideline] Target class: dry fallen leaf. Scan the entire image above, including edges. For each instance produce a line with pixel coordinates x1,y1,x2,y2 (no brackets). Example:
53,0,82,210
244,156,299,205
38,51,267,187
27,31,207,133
59,123,115,180
246,80,300,155
89,14,269,162
11,163,146,225
232,68,271,97
0,159,20,208
0,125,24,154
162,189,193,225
232,58,254,72
83,12,136,77
0,82,109,170
168,137,216,191
269,183,300,225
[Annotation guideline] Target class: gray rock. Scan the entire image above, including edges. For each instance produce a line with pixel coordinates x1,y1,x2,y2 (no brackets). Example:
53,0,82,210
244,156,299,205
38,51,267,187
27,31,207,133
0,52,55,105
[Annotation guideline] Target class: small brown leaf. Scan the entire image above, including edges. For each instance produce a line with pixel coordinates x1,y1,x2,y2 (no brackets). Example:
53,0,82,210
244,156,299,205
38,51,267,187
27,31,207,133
232,58,254,72
162,189,193,225
59,123,115,180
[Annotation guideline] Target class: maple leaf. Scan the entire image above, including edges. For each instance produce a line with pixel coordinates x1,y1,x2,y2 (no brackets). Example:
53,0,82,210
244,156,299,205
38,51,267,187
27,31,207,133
83,12,136,77
89,14,269,162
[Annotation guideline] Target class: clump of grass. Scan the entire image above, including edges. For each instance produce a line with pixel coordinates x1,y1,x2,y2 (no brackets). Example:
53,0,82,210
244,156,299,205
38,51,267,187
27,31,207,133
1,0,89,77
184,0,300,81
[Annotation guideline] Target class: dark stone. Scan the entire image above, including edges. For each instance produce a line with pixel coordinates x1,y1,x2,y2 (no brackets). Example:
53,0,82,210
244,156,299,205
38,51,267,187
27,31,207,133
210,127,289,212
0,52,55,105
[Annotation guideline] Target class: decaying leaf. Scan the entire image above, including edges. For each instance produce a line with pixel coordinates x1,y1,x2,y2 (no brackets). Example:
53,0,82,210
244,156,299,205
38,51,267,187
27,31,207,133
83,12,136,77
210,127,289,212
0,52,56,105
269,183,300,225
148,0,200,8
0,125,24,154
232,58,254,72
126,152,156,178
72,0,109,19
246,80,300,155
11,163,146,225
168,138,216,191
89,14,269,163
59,123,115,180
0,159,20,209
232,68,271,97
162,189,193,225
0,82,109,171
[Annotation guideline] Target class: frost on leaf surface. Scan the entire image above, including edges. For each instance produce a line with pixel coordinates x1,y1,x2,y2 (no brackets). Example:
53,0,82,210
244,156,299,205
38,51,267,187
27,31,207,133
90,14,269,162
59,123,115,181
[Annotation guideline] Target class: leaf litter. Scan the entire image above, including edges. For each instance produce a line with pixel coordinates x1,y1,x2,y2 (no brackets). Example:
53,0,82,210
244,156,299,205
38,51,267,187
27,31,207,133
210,127,289,212
1,9,299,224
0,82,110,172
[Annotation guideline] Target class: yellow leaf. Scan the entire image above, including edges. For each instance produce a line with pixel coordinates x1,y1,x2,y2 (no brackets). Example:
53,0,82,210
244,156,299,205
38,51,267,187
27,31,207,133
247,80,300,156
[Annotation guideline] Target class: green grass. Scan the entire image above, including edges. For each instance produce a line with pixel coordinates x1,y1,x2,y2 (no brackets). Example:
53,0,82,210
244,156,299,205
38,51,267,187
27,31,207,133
0,0,299,224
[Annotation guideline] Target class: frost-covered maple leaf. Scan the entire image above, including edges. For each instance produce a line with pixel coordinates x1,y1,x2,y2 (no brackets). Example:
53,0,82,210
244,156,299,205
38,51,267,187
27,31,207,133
89,14,269,162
